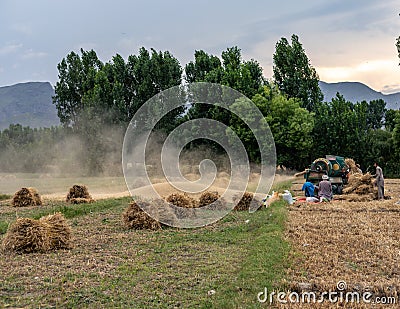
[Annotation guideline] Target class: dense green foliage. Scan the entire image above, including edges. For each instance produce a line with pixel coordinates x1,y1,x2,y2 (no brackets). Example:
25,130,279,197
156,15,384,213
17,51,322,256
273,34,323,112
1,35,399,176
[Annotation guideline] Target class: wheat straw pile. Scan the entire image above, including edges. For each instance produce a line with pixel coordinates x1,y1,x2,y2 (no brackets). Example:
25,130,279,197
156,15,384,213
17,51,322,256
338,172,377,202
66,184,94,204
165,193,197,219
166,193,197,208
122,201,162,230
198,191,226,210
12,187,42,207
344,158,360,174
283,199,400,308
232,192,261,211
2,212,72,253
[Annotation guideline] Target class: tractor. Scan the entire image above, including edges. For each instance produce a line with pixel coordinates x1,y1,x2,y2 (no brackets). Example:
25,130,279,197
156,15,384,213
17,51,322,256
304,155,350,194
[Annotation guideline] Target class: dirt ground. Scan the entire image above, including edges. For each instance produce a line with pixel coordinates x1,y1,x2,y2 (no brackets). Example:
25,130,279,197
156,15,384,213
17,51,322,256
0,171,283,202
282,179,400,308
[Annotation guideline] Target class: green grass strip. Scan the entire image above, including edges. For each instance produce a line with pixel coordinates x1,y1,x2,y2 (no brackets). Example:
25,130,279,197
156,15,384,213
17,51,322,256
0,194,11,201
31,197,131,220
0,197,131,234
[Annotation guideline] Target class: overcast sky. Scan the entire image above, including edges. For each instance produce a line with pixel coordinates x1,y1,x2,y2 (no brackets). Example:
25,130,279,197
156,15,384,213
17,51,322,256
1,0,399,93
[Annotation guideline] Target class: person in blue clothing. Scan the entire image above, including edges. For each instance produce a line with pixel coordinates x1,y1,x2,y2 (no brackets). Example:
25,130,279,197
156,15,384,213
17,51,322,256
302,181,315,197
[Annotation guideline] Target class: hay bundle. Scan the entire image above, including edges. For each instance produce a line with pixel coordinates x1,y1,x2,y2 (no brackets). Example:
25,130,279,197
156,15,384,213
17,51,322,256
166,193,196,208
166,193,196,219
39,213,72,250
2,212,72,253
343,172,376,198
122,201,162,230
12,187,42,207
345,158,359,174
354,184,373,195
233,192,256,211
198,191,226,210
66,185,94,203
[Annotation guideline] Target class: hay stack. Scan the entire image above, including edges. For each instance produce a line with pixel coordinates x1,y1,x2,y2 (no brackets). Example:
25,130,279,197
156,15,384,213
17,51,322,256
198,191,226,210
343,172,375,194
342,172,377,201
12,187,42,207
233,192,258,211
345,158,359,174
66,185,94,204
166,193,196,208
166,193,196,219
40,213,72,250
122,201,162,230
2,212,72,253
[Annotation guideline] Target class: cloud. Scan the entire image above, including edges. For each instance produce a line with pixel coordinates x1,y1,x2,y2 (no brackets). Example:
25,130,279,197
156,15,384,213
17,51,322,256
381,84,400,94
21,49,48,60
316,59,400,92
0,43,23,55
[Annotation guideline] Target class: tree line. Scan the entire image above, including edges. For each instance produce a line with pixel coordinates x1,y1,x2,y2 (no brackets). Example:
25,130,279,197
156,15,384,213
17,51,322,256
1,34,400,176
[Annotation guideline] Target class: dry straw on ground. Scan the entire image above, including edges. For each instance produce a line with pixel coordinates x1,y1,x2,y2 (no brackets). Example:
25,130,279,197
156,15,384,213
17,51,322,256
2,212,72,253
122,201,162,230
12,187,42,207
345,157,359,174
284,198,400,308
198,191,226,210
232,191,261,211
340,172,377,202
66,184,94,204
166,193,197,208
166,193,197,219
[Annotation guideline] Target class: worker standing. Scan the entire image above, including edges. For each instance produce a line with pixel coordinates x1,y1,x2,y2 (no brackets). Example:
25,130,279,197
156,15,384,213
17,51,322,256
373,162,384,200
317,174,333,202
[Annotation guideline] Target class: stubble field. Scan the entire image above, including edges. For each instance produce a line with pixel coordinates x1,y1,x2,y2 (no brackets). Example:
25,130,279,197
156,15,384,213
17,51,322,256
0,175,399,308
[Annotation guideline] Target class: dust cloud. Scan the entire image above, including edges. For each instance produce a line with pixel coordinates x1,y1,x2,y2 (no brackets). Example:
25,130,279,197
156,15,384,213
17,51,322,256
0,128,280,201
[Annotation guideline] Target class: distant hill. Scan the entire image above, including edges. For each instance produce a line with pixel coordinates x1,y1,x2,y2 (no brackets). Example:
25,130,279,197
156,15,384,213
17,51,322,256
0,82,59,130
1,81,399,131
319,81,400,110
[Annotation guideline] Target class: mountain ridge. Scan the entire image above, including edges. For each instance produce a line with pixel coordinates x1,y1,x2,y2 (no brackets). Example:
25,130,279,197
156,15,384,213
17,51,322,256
319,81,400,110
0,82,59,130
0,81,399,131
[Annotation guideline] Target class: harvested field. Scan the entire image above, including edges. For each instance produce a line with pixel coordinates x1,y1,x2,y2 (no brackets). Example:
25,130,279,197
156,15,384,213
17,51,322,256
282,180,400,308
0,189,288,308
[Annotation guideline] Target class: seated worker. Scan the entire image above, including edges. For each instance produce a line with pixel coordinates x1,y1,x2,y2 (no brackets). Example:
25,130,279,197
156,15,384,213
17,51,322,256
317,174,333,202
301,181,315,197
